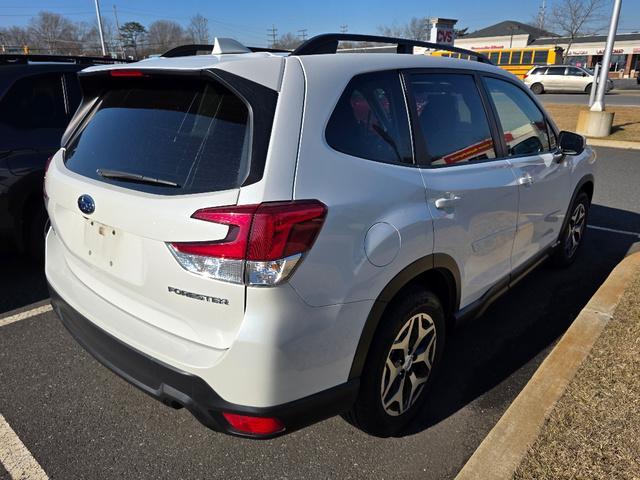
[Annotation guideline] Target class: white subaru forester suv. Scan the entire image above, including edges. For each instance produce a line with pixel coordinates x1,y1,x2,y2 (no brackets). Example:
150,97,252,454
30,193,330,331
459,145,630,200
45,34,595,438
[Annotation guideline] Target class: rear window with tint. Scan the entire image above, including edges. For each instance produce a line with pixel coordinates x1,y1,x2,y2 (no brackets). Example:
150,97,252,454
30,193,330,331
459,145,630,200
64,77,250,195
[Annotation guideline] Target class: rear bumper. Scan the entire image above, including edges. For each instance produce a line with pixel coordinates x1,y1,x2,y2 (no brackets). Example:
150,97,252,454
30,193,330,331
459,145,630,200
49,284,359,438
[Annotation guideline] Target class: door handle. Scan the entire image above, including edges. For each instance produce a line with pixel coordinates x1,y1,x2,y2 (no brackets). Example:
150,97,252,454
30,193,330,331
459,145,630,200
435,194,461,210
518,174,534,186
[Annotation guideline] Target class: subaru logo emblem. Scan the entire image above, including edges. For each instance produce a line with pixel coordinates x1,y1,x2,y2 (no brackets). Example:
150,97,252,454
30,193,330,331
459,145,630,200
77,194,95,215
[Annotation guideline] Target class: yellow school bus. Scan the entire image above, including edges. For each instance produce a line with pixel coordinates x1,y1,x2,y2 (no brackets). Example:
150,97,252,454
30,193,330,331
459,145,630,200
431,47,563,78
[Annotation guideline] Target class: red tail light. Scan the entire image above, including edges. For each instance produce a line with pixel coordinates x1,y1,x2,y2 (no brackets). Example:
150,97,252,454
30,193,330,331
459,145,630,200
168,200,327,286
110,69,147,77
222,413,284,436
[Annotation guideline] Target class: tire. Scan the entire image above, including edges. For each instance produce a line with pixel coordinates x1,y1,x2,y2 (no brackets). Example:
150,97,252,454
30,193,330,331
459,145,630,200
531,83,544,95
551,192,590,267
343,287,446,437
585,83,592,94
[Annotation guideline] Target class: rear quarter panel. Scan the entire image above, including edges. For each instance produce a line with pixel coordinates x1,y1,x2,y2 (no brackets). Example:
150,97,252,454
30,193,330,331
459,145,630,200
289,57,434,307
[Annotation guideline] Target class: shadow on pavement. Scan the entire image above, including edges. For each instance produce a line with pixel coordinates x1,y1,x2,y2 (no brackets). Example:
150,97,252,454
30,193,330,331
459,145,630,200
404,204,640,436
0,244,49,314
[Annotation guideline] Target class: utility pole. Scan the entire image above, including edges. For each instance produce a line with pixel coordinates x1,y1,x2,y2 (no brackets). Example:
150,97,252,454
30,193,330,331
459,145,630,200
298,29,308,42
267,25,278,47
340,24,348,34
94,0,107,56
508,25,517,48
536,0,547,30
113,4,125,58
591,0,622,112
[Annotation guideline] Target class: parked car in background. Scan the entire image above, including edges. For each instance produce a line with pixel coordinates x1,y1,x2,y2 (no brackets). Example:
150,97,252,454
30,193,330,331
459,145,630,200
524,65,614,94
0,54,128,259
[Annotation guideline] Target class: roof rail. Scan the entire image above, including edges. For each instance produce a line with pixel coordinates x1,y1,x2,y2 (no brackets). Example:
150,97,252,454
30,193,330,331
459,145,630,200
162,42,290,58
291,33,492,64
0,54,132,65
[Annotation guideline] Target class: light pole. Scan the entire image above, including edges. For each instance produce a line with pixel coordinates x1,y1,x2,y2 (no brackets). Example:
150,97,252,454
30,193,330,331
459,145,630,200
591,0,622,112
576,0,622,137
94,0,107,56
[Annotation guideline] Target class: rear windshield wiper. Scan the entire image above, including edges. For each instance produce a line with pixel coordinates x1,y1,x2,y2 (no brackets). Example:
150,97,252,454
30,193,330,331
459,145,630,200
96,168,180,188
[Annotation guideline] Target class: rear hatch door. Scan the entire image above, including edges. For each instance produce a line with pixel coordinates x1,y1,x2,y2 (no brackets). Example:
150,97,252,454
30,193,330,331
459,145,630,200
46,70,276,349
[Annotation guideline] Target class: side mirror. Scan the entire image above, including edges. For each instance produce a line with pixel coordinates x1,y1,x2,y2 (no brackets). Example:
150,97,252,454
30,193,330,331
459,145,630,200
558,131,585,155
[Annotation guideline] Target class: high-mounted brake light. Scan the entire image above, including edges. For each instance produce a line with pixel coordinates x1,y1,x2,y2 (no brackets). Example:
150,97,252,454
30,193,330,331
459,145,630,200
222,413,284,436
110,69,147,77
168,201,327,286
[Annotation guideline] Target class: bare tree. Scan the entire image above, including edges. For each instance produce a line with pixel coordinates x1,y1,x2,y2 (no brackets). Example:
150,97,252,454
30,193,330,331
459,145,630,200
146,20,186,54
273,32,301,50
0,26,32,52
405,17,429,40
188,14,209,44
28,11,76,54
551,0,608,58
378,22,409,38
379,17,429,40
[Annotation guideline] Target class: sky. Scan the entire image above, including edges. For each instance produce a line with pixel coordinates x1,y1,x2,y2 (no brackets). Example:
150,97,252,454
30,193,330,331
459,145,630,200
1,0,639,47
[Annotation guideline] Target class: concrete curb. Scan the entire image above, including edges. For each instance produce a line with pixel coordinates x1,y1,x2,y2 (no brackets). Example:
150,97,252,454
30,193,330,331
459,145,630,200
587,138,640,150
455,252,640,480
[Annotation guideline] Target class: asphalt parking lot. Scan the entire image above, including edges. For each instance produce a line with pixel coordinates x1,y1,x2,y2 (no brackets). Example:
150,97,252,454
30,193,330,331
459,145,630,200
1,146,639,479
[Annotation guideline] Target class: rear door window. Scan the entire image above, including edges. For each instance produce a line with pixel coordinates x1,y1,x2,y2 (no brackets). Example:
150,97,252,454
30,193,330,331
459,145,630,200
483,77,551,156
64,77,251,195
325,70,413,165
408,73,496,166
0,72,67,129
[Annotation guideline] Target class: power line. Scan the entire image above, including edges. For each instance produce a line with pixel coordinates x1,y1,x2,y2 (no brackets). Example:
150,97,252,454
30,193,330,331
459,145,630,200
340,24,348,34
267,25,277,47
297,28,308,41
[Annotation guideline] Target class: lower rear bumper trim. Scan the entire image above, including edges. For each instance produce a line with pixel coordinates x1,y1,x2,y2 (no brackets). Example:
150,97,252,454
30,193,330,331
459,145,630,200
48,283,359,438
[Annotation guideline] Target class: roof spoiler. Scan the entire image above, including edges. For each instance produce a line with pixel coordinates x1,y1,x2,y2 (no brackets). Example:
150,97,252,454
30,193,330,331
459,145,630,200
291,33,493,64
162,38,290,58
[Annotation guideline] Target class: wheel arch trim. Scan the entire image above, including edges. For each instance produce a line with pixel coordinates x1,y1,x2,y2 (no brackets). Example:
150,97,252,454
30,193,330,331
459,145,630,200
347,253,460,380
557,173,594,245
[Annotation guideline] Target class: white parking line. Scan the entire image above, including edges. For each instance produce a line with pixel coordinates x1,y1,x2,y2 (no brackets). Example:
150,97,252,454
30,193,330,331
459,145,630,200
0,305,52,329
588,224,640,239
0,414,48,480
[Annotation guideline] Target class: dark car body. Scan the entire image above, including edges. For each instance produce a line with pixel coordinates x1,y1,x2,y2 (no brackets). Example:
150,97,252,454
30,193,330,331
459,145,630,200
0,55,127,257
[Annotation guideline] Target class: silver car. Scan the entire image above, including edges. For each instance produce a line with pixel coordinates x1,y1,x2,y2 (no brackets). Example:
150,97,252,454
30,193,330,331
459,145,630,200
524,65,614,94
